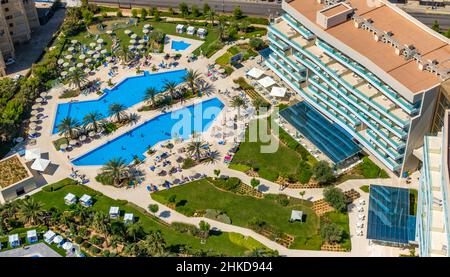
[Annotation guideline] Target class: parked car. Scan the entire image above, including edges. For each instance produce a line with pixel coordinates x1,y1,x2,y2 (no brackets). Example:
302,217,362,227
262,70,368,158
5,58,15,65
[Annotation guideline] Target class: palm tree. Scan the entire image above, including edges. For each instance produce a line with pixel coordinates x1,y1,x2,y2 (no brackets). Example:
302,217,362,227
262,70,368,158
206,9,216,25
100,157,130,187
126,222,144,242
109,103,126,122
187,139,207,160
183,69,201,95
57,116,79,139
163,80,178,99
144,87,157,107
83,111,102,133
73,205,91,226
92,211,111,244
117,46,132,64
231,96,246,117
18,198,45,226
218,19,227,41
139,231,167,256
199,220,210,244
67,68,88,91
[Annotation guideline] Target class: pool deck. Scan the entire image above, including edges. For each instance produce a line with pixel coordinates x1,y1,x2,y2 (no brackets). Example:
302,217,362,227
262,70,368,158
0,243,61,257
9,36,418,257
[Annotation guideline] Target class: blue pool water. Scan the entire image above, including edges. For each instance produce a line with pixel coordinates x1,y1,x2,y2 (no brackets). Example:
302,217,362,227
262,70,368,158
171,40,191,51
52,69,187,134
279,102,361,164
72,98,224,166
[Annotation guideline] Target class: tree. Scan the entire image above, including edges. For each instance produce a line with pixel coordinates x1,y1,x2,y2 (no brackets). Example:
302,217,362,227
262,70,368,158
249,38,265,50
213,169,221,178
183,69,201,94
57,117,79,139
320,222,343,244
138,230,167,256
109,103,126,122
140,8,148,20
206,9,216,26
252,97,266,111
148,204,159,214
246,248,279,257
131,9,138,18
239,20,250,33
299,190,306,200
199,220,210,243
203,3,211,15
191,5,200,17
312,161,335,185
233,6,243,20
18,198,45,226
168,195,177,204
168,7,174,15
217,18,227,41
153,8,161,22
92,211,111,239
144,87,158,106
250,178,260,188
323,187,348,212
83,111,102,133
163,80,178,99
99,157,130,187
126,222,144,242
231,96,246,117
67,68,87,91
187,139,207,160
432,20,440,32
179,2,189,16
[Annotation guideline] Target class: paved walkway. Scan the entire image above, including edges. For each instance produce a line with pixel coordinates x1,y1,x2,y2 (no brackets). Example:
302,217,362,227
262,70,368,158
0,243,61,257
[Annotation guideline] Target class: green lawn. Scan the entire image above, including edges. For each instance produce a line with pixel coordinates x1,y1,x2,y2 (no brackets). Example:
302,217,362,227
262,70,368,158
31,179,262,256
321,212,351,251
359,185,370,193
152,179,323,250
230,116,315,182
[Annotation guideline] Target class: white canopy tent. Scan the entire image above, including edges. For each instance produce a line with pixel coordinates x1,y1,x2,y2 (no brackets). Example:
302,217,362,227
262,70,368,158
80,194,92,207
62,241,73,250
109,206,120,218
197,28,207,38
187,26,196,35
246,67,265,79
290,210,303,222
43,230,56,243
124,213,134,224
53,235,63,244
31,158,50,172
176,24,185,33
258,76,276,88
270,86,287,98
64,193,77,205
25,148,40,161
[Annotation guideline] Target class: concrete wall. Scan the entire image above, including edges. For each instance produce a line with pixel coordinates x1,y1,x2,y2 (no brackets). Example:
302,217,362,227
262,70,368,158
402,85,440,175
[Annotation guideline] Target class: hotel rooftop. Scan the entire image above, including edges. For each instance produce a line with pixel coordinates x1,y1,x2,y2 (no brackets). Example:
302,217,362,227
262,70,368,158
285,0,450,94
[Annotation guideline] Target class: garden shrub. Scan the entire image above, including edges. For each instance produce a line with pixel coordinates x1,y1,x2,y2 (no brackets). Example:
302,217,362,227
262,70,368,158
171,222,200,237
74,236,84,244
216,213,232,224
213,177,241,191
90,245,101,254
298,161,312,184
182,157,196,169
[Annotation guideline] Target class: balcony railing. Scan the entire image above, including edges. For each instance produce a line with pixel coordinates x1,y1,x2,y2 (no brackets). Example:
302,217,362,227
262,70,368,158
282,13,315,40
269,54,305,82
316,40,418,115
269,45,306,73
366,129,404,160
269,25,410,129
266,59,401,172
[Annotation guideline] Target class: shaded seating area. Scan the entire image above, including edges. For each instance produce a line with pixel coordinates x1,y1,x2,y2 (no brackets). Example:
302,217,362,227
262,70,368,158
124,213,134,224
43,230,56,244
8,234,20,248
289,210,303,223
80,194,93,207
64,193,77,205
27,230,38,244
109,206,119,219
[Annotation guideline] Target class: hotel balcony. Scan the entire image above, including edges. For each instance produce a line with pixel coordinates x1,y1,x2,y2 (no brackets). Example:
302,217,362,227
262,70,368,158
269,23,412,130
269,54,306,82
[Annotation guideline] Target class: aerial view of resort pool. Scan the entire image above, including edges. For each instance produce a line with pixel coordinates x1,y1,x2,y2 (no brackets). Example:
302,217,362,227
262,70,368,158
52,69,187,134
171,40,191,51
72,97,224,166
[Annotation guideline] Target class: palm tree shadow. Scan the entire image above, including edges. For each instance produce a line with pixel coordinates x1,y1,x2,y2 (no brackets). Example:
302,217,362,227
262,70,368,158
204,150,221,164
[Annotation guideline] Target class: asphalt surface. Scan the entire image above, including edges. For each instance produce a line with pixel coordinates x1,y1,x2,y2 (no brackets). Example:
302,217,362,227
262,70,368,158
89,0,283,16
407,12,450,30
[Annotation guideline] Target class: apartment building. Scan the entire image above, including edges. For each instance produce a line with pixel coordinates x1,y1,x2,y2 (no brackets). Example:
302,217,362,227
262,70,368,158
0,0,40,76
416,109,449,256
268,0,450,175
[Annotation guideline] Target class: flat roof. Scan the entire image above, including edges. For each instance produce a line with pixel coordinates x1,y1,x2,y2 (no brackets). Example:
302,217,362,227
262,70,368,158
286,0,449,93
320,3,352,17
0,154,33,189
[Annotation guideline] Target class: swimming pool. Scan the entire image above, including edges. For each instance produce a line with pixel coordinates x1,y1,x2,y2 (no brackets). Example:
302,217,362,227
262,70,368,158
72,97,224,166
171,40,191,51
52,69,187,134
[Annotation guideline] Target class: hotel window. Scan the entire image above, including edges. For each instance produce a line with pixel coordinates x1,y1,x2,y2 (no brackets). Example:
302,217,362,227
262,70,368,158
9,23,13,28
1,0,9,3
4,7,9,12
5,15,12,20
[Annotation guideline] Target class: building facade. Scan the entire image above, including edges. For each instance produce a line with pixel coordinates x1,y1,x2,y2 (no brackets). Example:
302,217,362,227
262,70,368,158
0,0,39,76
416,109,450,256
267,0,450,175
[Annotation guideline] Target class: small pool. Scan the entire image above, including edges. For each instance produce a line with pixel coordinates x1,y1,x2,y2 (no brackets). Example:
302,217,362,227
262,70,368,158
171,40,191,51
72,98,224,166
52,69,187,134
